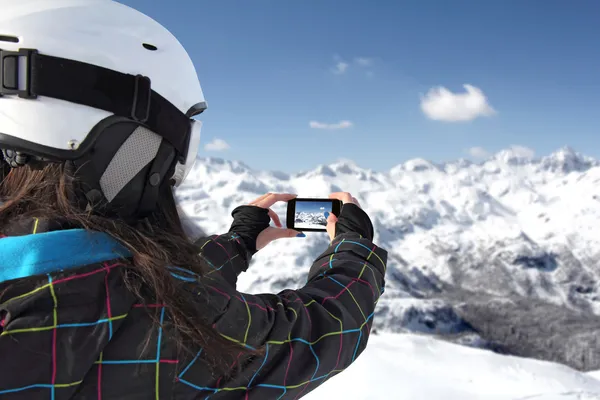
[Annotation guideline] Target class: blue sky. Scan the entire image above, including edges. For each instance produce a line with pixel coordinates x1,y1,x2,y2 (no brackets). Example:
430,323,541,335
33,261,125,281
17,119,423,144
295,200,332,214
119,0,600,172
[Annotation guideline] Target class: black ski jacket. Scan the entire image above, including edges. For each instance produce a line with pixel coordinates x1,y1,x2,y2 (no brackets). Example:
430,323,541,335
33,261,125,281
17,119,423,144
0,204,387,399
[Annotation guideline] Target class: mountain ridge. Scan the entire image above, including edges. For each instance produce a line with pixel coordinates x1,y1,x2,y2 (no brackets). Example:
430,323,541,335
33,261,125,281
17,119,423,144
177,147,600,371
197,146,598,176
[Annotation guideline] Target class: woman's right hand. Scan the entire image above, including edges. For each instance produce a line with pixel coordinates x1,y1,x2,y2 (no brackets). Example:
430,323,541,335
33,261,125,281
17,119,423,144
325,192,363,241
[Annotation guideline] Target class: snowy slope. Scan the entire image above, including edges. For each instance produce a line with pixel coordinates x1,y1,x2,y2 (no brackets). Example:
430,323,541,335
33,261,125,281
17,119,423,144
589,371,600,381
175,147,600,373
303,333,600,400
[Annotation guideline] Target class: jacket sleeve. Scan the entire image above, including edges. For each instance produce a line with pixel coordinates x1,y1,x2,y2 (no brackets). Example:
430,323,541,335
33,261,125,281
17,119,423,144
193,205,272,288
181,205,387,399
193,233,251,288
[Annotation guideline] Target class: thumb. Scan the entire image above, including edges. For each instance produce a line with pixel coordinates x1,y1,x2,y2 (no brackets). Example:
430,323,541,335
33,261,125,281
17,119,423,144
326,211,338,222
266,227,303,241
256,227,304,250
325,211,338,241
281,228,305,239
265,228,305,245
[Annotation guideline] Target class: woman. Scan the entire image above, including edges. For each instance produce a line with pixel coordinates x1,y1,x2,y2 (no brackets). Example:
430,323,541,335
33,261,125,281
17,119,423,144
0,1,387,399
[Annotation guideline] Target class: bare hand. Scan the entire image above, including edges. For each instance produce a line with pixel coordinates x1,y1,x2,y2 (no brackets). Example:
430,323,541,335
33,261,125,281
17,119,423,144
248,193,303,250
325,192,361,241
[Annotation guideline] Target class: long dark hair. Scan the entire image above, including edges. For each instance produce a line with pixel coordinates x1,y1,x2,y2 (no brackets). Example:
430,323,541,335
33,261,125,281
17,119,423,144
0,162,248,373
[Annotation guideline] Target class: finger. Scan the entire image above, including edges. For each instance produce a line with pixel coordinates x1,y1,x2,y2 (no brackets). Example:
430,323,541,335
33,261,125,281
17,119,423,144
262,227,303,240
329,192,354,204
326,212,338,224
248,192,274,205
256,227,303,250
326,213,338,241
277,228,305,239
268,208,282,228
255,193,297,209
352,197,361,207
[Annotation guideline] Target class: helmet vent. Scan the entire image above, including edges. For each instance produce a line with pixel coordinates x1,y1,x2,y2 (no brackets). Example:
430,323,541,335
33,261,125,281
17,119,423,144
0,35,19,43
142,43,158,51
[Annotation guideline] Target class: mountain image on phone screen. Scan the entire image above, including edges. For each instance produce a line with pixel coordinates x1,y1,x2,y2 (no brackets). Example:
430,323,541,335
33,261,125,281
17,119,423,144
294,200,332,229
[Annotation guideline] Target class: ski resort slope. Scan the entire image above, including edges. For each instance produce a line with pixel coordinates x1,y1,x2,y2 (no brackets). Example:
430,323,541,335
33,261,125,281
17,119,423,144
304,333,600,400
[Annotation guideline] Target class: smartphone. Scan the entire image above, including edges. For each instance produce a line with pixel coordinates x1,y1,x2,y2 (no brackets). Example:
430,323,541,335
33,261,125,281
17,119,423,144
286,198,343,232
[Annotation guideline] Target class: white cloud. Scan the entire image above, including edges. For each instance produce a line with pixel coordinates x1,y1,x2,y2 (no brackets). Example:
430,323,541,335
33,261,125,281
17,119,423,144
467,146,490,159
332,61,349,75
204,138,230,151
467,145,535,160
355,57,373,67
331,56,375,75
309,120,353,130
420,84,496,122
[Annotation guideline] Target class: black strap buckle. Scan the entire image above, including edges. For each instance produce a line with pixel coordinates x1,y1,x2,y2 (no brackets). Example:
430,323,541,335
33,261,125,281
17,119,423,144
131,74,151,123
0,48,38,99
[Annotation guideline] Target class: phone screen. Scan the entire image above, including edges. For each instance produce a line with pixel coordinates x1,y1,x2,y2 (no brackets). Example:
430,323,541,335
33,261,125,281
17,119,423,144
287,198,342,232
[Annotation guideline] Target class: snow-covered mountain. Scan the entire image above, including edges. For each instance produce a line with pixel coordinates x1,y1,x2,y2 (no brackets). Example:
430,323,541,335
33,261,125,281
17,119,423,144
295,211,328,227
176,146,600,375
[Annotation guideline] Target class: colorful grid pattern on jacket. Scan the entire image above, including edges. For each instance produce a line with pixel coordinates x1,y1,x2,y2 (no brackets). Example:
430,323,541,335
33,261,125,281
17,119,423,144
0,223,387,399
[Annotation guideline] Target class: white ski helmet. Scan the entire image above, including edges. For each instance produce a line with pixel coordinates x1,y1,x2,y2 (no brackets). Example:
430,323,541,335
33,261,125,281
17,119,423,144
0,0,206,218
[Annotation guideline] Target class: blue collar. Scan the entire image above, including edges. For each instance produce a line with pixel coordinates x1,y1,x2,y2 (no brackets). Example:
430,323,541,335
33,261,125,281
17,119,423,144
0,229,131,284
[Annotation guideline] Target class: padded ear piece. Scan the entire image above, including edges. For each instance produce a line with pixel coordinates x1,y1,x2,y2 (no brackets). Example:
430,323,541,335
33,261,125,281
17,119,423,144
70,116,178,219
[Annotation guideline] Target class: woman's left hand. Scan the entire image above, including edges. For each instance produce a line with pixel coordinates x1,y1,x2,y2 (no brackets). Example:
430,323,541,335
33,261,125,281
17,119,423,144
247,193,304,250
